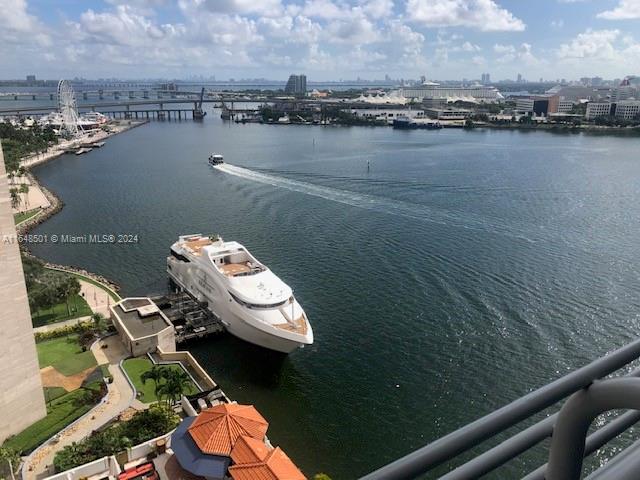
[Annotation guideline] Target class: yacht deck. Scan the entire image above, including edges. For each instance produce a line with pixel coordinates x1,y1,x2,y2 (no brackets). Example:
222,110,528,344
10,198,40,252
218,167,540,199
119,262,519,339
184,237,213,255
220,263,251,276
274,315,308,335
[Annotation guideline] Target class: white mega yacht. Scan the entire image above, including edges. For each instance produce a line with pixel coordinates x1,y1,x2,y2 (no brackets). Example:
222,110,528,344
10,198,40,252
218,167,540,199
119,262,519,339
167,234,313,353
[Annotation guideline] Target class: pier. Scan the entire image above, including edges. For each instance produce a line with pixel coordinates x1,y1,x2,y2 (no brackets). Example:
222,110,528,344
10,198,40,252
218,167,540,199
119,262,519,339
102,109,204,120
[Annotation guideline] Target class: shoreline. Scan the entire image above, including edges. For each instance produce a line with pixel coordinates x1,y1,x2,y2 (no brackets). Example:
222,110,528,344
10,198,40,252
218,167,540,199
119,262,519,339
20,119,148,170
15,120,149,296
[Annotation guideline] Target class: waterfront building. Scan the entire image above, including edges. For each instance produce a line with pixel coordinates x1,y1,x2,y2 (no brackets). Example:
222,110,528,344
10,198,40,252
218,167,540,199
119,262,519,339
424,107,472,120
422,97,447,108
349,108,425,122
229,436,306,480
400,82,503,103
586,102,613,120
515,97,549,116
545,85,599,102
613,100,640,120
284,74,307,96
354,91,408,104
0,142,46,443
546,95,575,114
110,297,176,356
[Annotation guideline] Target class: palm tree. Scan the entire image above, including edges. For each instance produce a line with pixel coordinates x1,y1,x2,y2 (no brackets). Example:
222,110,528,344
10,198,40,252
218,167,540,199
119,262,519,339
157,369,192,407
91,312,105,332
141,365,167,401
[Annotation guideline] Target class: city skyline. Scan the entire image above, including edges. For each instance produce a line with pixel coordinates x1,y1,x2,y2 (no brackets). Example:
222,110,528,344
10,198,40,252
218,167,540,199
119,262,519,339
1,0,640,81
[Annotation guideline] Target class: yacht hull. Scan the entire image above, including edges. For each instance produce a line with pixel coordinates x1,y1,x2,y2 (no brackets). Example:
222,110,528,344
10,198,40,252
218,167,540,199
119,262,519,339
167,267,307,354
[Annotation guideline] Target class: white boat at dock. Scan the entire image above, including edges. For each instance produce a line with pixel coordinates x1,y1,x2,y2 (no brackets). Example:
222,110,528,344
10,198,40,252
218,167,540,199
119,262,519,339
167,234,313,353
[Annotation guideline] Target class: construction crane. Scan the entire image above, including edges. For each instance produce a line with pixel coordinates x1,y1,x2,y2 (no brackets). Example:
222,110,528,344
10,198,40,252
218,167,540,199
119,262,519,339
193,87,207,120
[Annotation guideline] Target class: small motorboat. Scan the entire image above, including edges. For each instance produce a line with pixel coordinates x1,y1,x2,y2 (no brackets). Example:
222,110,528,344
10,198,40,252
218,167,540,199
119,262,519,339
208,154,224,165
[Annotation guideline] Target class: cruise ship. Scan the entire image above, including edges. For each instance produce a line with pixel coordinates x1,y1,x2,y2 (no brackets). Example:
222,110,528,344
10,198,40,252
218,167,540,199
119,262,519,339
167,234,313,353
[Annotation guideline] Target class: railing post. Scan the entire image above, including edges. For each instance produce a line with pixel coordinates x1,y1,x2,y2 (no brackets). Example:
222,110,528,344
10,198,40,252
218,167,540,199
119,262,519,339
547,378,640,480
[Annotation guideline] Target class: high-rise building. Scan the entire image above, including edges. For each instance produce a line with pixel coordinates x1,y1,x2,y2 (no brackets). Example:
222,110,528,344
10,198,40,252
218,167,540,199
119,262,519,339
26,75,36,83
481,73,491,85
0,142,46,443
284,74,307,95
517,73,523,83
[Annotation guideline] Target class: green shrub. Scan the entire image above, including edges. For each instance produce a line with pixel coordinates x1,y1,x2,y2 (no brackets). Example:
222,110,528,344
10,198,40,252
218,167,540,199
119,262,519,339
35,322,95,342
53,406,179,472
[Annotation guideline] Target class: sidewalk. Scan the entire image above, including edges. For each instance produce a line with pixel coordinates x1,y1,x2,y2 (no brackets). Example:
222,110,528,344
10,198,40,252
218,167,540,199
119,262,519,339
22,336,135,480
80,279,113,317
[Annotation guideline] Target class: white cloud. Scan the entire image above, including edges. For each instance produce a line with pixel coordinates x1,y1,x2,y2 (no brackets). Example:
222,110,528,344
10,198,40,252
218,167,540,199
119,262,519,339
493,43,515,54
597,0,640,20
405,0,525,31
301,0,347,19
183,0,283,16
554,28,640,75
493,42,540,65
359,0,395,18
556,29,621,59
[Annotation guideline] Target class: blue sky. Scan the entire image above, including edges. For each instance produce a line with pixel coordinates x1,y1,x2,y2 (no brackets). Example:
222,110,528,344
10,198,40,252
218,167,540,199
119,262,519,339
1,0,639,81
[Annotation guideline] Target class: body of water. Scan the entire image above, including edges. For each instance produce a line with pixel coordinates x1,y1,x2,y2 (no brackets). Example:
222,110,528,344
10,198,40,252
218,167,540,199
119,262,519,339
29,118,640,478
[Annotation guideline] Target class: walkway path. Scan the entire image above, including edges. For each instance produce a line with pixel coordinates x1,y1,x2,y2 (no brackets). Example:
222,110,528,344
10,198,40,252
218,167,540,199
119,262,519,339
22,336,135,480
80,279,113,317
32,316,91,333
8,174,50,213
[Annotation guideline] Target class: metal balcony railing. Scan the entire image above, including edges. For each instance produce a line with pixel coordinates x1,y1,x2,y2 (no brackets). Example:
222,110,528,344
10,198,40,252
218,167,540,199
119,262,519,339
360,337,640,480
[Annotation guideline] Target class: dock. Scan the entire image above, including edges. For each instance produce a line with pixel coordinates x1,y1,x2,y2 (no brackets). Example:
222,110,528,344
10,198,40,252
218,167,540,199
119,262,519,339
150,292,225,344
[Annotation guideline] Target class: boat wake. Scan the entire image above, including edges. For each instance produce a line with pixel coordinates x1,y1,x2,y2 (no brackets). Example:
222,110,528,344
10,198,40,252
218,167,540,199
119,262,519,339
215,163,537,242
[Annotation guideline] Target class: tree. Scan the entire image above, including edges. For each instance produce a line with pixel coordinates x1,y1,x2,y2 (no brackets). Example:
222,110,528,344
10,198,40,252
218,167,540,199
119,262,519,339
18,183,29,208
141,365,167,401
9,188,20,209
0,446,20,479
91,312,106,333
59,277,81,316
157,369,192,407
313,474,332,480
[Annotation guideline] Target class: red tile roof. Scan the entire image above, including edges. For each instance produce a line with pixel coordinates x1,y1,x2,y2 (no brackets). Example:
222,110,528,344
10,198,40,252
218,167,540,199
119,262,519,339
229,437,306,480
231,435,272,465
188,404,269,456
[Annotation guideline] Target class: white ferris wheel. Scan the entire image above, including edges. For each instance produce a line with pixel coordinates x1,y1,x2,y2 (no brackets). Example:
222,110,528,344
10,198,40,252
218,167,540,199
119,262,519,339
57,80,81,137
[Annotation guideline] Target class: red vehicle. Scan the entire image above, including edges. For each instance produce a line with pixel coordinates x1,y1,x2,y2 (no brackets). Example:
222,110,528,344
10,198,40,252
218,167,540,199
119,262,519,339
118,462,159,480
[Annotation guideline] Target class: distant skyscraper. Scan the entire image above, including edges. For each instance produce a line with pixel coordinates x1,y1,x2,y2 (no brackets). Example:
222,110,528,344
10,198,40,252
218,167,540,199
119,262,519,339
517,73,523,83
26,75,36,83
481,73,491,84
0,142,46,443
285,74,307,95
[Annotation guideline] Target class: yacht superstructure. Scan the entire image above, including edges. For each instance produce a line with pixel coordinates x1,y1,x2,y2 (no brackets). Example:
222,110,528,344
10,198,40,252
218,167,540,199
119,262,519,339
167,234,313,353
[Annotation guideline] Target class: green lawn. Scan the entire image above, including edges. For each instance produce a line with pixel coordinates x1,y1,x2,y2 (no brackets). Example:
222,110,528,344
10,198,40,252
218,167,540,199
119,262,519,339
122,357,198,403
37,335,97,376
14,207,41,225
43,387,68,403
31,293,93,327
2,384,103,455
